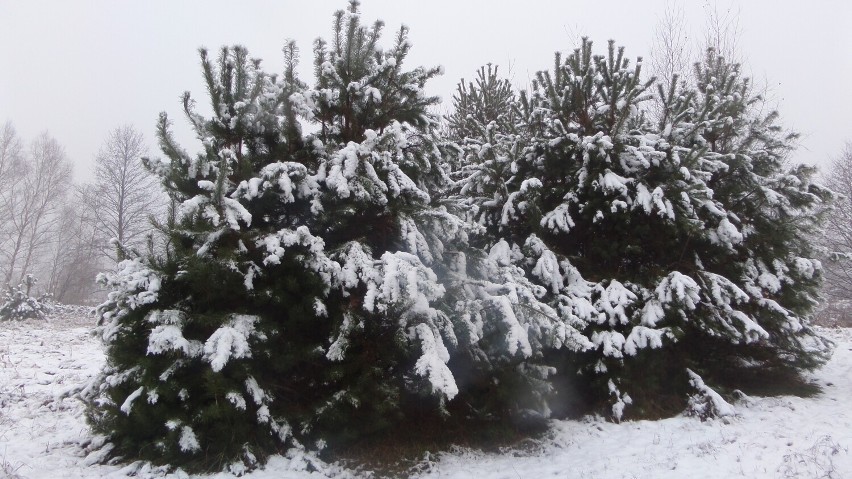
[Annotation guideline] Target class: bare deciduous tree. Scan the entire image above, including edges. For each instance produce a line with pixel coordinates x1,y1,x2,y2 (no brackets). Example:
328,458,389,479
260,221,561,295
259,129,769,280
0,132,72,284
0,123,25,268
43,205,102,303
0,124,122,304
702,2,742,67
0,122,24,192
650,3,692,89
821,142,852,301
649,3,777,142
80,125,163,262
649,1,743,88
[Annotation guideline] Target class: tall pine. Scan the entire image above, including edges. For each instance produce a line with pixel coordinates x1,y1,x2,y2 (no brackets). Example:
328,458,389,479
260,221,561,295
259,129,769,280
301,1,462,439
86,44,334,471
448,63,593,421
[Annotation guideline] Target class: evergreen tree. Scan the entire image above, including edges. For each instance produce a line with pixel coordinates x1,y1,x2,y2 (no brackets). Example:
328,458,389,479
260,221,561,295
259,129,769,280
300,1,462,439
653,48,834,395
454,40,832,419
448,64,592,421
293,0,582,439
85,7,835,472
86,44,332,471
449,64,523,240
0,274,51,320
447,64,517,143
85,1,564,471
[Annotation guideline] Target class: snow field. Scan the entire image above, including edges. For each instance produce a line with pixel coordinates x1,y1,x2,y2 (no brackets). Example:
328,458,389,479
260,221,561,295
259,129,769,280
418,329,852,479
1,316,850,478
1,317,103,478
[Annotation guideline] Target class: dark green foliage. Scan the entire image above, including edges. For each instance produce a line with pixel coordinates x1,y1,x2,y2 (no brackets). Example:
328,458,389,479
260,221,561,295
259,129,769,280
86,43,334,471
452,39,833,420
86,2,472,472
85,5,834,473
448,64,517,143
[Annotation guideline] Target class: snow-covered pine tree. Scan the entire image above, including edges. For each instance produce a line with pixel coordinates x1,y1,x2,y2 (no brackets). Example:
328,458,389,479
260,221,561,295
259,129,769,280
86,1,561,470
479,39,682,419
653,48,834,397
0,274,51,320
85,45,335,472
447,63,593,421
448,64,523,240
455,39,832,420
448,64,517,144
297,1,466,440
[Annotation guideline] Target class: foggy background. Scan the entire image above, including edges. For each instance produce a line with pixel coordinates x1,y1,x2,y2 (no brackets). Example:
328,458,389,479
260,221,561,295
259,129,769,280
1,0,850,179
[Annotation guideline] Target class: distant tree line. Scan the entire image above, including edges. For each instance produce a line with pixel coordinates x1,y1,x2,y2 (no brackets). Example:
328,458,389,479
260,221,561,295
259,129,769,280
0,122,163,304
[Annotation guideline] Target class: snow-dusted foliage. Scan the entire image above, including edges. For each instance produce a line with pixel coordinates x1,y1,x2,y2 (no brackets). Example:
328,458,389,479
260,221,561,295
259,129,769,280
452,40,832,420
85,43,322,471
86,5,834,472
84,1,545,472
0,275,52,321
685,369,736,420
444,64,596,416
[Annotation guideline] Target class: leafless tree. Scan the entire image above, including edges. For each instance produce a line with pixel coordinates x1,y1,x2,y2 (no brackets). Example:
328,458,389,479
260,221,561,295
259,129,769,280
0,123,25,265
649,2,745,85
0,122,24,192
0,132,72,284
0,125,139,304
43,204,103,303
80,125,163,262
702,2,742,67
820,142,852,301
649,3,692,90
649,2,762,128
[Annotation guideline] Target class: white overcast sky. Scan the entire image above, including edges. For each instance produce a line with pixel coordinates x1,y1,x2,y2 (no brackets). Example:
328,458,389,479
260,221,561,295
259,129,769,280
1,1,850,182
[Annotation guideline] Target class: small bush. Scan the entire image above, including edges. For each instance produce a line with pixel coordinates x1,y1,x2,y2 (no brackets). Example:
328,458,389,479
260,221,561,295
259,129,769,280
0,275,52,321
684,369,736,420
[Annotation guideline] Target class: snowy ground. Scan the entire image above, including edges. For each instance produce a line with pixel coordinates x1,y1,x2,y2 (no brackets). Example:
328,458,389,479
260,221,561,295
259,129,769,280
1,312,850,479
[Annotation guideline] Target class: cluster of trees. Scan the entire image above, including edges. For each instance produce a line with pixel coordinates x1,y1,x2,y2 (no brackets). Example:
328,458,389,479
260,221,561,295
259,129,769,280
82,1,834,473
818,142,852,323
0,123,163,306
0,124,78,300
